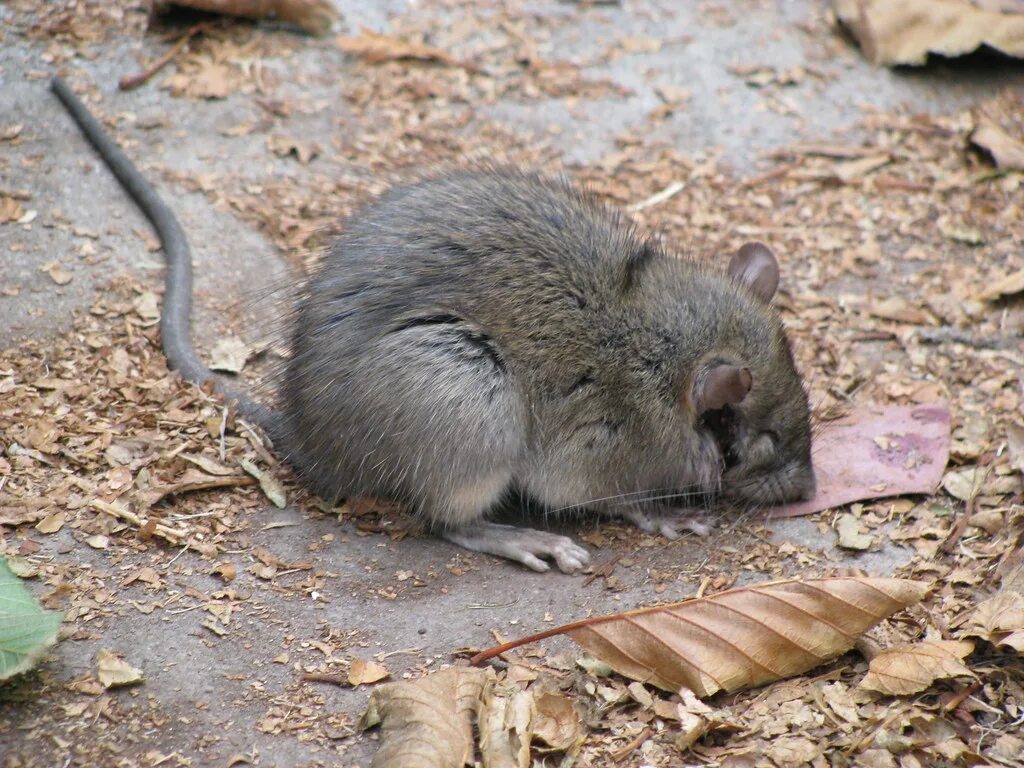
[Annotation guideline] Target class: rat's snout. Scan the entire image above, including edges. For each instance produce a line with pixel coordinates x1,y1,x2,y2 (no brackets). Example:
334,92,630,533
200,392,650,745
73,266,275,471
723,456,816,505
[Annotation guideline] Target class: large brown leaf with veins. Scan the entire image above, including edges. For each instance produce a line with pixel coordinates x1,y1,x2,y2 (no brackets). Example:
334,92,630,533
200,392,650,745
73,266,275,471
472,578,929,696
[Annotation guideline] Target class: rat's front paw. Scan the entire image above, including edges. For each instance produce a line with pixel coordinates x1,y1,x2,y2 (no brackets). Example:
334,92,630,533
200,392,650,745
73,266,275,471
442,522,590,573
621,508,714,540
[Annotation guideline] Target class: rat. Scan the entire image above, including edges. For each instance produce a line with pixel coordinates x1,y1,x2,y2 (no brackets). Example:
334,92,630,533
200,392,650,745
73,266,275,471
51,76,815,574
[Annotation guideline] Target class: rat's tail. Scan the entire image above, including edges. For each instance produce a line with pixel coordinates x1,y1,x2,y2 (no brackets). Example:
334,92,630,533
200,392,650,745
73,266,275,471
50,76,283,440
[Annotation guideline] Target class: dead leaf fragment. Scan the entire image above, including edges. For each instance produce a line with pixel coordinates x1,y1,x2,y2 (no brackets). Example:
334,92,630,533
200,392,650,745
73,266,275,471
473,577,930,696
965,590,1024,652
479,682,532,768
859,640,974,695
976,269,1024,302
834,0,1024,66
239,458,286,508
96,649,144,688
209,336,250,374
337,29,479,72
41,262,73,285
971,110,1024,171
360,667,490,768
348,658,390,687
836,513,873,550
531,690,581,753
267,134,320,164
35,510,66,534
1007,423,1024,474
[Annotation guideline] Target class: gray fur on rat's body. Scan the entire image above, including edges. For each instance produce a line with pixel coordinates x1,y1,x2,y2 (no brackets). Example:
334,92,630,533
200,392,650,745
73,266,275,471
283,170,815,571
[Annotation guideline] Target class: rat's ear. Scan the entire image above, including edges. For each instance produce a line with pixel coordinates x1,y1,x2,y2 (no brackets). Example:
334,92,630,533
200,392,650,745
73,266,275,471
728,241,779,302
695,364,752,412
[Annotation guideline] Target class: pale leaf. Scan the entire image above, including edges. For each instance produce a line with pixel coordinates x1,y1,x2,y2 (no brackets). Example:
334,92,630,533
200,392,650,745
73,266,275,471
531,690,581,753
858,640,974,695
209,336,250,374
834,0,1024,66
472,577,930,696
239,458,287,508
479,682,532,768
97,649,144,688
360,667,490,768
348,658,390,686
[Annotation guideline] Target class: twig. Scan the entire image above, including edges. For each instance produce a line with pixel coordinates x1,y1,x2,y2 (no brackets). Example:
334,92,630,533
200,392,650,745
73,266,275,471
611,726,655,762
627,181,685,212
89,499,189,543
301,672,349,686
119,23,211,91
741,161,799,189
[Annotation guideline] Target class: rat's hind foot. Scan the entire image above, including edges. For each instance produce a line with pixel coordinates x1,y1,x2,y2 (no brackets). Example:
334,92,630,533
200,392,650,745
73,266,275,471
621,508,714,540
443,521,590,573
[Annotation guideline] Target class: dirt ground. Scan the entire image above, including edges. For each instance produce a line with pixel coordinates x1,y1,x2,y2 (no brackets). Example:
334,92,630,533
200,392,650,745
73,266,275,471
1,1,1023,767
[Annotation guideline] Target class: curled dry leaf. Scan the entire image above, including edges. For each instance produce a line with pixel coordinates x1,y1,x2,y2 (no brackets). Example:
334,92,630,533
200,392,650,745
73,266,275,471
858,640,974,695
360,667,490,768
531,690,582,753
472,578,929,696
964,590,1024,652
96,649,144,688
834,0,1024,66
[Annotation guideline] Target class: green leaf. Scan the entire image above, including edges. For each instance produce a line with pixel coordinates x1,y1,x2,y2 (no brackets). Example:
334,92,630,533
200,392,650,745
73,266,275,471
0,556,64,680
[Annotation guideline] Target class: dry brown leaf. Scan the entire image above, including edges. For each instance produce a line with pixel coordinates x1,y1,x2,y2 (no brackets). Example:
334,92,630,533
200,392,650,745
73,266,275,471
976,269,1024,301
531,690,581,753
208,336,250,374
834,0,1024,66
1007,423,1024,474
858,640,974,695
473,578,930,696
971,111,1024,171
965,590,1024,652
348,658,390,687
0,196,24,223
479,682,532,768
336,29,479,72
34,510,66,534
41,262,73,285
239,458,287,508
360,667,490,768
96,649,144,688
165,0,337,35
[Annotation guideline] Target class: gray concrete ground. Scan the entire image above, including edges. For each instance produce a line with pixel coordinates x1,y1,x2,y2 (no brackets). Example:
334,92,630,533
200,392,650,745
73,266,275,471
2,1,1021,765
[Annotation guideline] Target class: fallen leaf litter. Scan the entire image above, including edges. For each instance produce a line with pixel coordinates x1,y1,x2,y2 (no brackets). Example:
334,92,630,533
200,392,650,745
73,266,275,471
2,1,1024,766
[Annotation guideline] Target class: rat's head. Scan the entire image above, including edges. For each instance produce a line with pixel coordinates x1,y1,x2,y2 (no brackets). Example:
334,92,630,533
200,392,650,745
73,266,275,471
690,243,815,506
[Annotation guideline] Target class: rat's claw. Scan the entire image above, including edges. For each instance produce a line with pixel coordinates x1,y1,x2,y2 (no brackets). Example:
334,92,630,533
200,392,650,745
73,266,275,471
623,508,713,540
442,522,590,574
